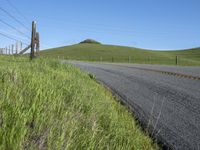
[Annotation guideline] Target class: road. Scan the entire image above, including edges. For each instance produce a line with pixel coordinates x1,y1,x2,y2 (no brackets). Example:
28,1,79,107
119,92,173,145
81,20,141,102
68,61,200,150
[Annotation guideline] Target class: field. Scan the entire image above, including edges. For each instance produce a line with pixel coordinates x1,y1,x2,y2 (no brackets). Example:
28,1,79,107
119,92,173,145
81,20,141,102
40,43,200,66
0,55,158,150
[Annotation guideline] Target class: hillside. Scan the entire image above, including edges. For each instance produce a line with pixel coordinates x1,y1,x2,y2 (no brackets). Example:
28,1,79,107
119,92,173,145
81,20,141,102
40,43,200,66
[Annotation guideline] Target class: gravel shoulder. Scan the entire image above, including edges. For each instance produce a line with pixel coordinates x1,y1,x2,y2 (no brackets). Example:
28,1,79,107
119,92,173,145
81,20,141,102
68,61,200,150
102,63,200,77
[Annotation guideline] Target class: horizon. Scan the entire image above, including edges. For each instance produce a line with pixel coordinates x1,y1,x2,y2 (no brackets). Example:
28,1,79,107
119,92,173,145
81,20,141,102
1,0,200,51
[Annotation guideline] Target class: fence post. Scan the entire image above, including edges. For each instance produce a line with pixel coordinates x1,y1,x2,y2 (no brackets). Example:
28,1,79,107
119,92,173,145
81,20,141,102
12,44,14,55
15,42,18,54
148,56,151,64
30,21,36,60
176,56,178,65
9,46,11,55
100,56,102,62
128,56,131,63
36,32,40,57
7,46,9,55
20,41,23,51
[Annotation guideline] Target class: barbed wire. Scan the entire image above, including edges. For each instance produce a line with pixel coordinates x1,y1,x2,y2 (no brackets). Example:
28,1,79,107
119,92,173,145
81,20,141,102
0,6,30,32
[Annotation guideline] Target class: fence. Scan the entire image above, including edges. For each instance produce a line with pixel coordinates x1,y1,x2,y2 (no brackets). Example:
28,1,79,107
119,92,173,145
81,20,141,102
0,21,40,59
0,4,40,59
58,54,200,66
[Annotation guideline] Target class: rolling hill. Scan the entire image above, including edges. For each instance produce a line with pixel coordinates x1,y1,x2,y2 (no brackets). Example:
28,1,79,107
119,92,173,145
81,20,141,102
40,42,200,66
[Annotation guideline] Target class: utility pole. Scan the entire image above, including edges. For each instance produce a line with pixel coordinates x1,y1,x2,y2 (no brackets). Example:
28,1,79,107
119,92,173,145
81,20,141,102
30,21,36,60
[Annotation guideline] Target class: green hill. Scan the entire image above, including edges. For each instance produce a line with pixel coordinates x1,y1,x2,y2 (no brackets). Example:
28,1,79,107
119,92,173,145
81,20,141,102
40,43,200,66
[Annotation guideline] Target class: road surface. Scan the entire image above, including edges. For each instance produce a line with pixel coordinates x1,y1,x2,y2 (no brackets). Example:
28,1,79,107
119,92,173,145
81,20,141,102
68,61,200,150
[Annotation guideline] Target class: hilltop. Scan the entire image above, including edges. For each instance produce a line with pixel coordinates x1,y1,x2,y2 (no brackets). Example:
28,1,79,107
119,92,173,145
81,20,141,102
79,39,101,44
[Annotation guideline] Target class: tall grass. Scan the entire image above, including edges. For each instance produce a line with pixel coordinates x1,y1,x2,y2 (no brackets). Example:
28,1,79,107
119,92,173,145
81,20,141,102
0,56,158,150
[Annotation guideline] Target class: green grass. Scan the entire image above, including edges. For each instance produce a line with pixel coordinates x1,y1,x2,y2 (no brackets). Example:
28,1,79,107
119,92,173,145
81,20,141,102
40,44,200,66
0,55,158,150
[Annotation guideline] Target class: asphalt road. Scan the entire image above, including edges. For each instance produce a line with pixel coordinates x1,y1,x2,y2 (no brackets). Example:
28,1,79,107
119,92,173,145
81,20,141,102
69,61,200,150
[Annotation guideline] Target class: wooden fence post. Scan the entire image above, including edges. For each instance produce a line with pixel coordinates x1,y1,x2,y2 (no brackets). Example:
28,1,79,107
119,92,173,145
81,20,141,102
12,44,14,55
6,46,11,55
15,42,18,54
36,32,40,57
100,56,102,62
128,56,131,63
176,56,178,65
148,56,151,64
30,21,36,60
20,41,22,51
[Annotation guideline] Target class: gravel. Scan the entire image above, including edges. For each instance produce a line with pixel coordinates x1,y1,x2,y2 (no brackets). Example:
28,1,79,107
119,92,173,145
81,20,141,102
68,61,200,150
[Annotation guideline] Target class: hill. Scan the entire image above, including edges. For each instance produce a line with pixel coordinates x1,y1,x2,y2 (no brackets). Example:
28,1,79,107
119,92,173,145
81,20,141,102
79,39,101,44
40,43,200,66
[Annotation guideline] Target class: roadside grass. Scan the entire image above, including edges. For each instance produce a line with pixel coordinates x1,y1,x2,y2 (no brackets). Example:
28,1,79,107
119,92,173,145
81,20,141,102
40,44,200,66
0,55,158,150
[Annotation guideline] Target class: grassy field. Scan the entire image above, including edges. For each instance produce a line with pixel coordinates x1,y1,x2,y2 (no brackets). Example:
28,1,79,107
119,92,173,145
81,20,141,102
0,55,158,150
40,43,200,66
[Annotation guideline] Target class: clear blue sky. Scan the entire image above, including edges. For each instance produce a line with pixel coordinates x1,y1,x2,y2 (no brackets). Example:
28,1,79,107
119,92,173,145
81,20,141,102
0,0,200,50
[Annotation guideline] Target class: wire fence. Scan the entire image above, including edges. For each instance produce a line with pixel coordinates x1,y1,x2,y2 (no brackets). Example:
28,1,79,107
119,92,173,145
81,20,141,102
56,54,200,66
0,1,33,56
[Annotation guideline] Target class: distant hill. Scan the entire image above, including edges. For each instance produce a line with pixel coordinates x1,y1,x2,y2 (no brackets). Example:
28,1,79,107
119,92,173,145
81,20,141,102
40,43,200,66
79,39,101,44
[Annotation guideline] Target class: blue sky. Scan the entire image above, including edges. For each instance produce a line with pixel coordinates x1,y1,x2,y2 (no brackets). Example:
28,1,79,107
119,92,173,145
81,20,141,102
0,0,200,50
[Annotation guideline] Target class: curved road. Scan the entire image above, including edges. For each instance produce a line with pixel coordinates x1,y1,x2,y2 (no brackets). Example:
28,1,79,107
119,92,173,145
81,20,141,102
69,61,200,150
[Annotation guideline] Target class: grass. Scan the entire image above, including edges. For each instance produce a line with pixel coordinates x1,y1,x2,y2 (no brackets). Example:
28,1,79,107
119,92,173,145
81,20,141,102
40,44,200,66
0,55,158,150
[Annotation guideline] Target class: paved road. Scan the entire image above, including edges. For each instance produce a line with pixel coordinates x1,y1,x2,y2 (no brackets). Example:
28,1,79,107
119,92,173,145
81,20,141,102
69,61,200,150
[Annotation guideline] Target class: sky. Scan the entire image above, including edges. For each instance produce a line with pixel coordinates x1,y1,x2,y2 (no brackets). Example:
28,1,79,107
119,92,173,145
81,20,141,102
0,0,200,50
